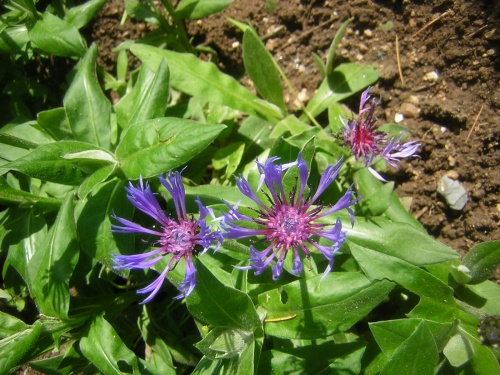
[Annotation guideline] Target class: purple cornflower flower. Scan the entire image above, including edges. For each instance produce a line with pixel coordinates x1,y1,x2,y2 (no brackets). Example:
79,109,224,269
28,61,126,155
342,87,420,181
112,171,222,303
222,153,359,280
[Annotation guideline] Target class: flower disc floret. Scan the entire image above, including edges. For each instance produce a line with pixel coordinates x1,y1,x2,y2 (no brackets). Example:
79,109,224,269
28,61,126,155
342,87,420,181
112,171,221,303
222,153,359,280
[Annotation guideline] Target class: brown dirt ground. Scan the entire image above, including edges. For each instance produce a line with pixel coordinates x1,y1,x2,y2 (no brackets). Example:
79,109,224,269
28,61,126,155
92,0,499,257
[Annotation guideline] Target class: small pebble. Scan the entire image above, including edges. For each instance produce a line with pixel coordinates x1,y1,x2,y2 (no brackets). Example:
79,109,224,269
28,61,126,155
400,102,420,118
394,113,404,123
424,71,439,82
364,29,373,38
447,170,459,180
231,41,240,49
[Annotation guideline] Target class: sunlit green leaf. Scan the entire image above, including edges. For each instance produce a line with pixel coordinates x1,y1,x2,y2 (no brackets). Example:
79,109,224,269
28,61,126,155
462,240,500,284
130,44,282,120
115,117,226,179
64,44,112,149
65,0,108,29
27,194,78,319
175,0,234,19
28,12,86,57
80,315,140,375
115,59,170,129
243,27,285,110
259,272,394,339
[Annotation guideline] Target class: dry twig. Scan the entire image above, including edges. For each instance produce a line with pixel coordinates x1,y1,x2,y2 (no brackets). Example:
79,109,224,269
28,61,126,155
465,105,484,143
411,11,450,38
395,35,404,85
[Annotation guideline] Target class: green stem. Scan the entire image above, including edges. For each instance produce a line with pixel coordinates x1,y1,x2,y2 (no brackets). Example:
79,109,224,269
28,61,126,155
160,0,193,53
0,132,39,150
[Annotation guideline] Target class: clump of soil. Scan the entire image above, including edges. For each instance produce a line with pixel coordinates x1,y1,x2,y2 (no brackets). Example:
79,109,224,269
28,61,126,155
93,0,500,255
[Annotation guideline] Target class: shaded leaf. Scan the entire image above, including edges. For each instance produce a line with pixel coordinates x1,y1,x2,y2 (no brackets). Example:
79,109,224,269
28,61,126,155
175,0,234,20
462,240,500,284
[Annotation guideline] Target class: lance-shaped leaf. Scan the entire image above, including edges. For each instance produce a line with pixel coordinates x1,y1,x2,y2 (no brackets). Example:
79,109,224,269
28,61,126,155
27,194,79,320
115,59,170,129
259,272,394,339
28,12,86,57
64,44,112,149
461,240,500,284
175,0,234,20
0,177,61,211
349,242,454,302
187,260,261,332
0,321,42,374
302,63,378,120
115,117,226,179
243,27,285,111
5,208,47,285
130,44,282,120
76,179,133,266
65,0,108,29
379,321,438,375
341,213,458,266
80,315,140,375
4,141,115,185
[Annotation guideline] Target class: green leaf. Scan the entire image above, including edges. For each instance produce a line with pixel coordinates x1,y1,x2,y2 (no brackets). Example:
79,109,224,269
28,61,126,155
370,319,451,357
407,298,478,332
175,0,234,19
270,115,311,138
27,194,79,319
28,12,86,57
0,177,61,210
212,142,245,179
0,25,30,53
242,27,285,110
462,240,500,284
65,0,108,29
354,162,424,229
443,332,474,367
0,311,29,339
456,281,500,315
187,260,262,332
196,327,253,360
325,19,350,76
130,44,282,120
115,59,170,129
37,107,73,141
344,214,458,266
115,117,226,179
303,63,378,120
4,141,113,185
80,315,140,375
259,341,366,375
380,321,438,375
0,321,42,375
64,44,112,149
349,242,454,301
76,179,133,266
77,164,116,199
5,208,47,284
452,328,500,374
259,272,394,339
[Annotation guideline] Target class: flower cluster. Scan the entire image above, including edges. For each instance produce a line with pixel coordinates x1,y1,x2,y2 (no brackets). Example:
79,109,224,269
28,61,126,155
342,87,420,180
112,154,359,303
112,171,222,303
222,153,359,280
